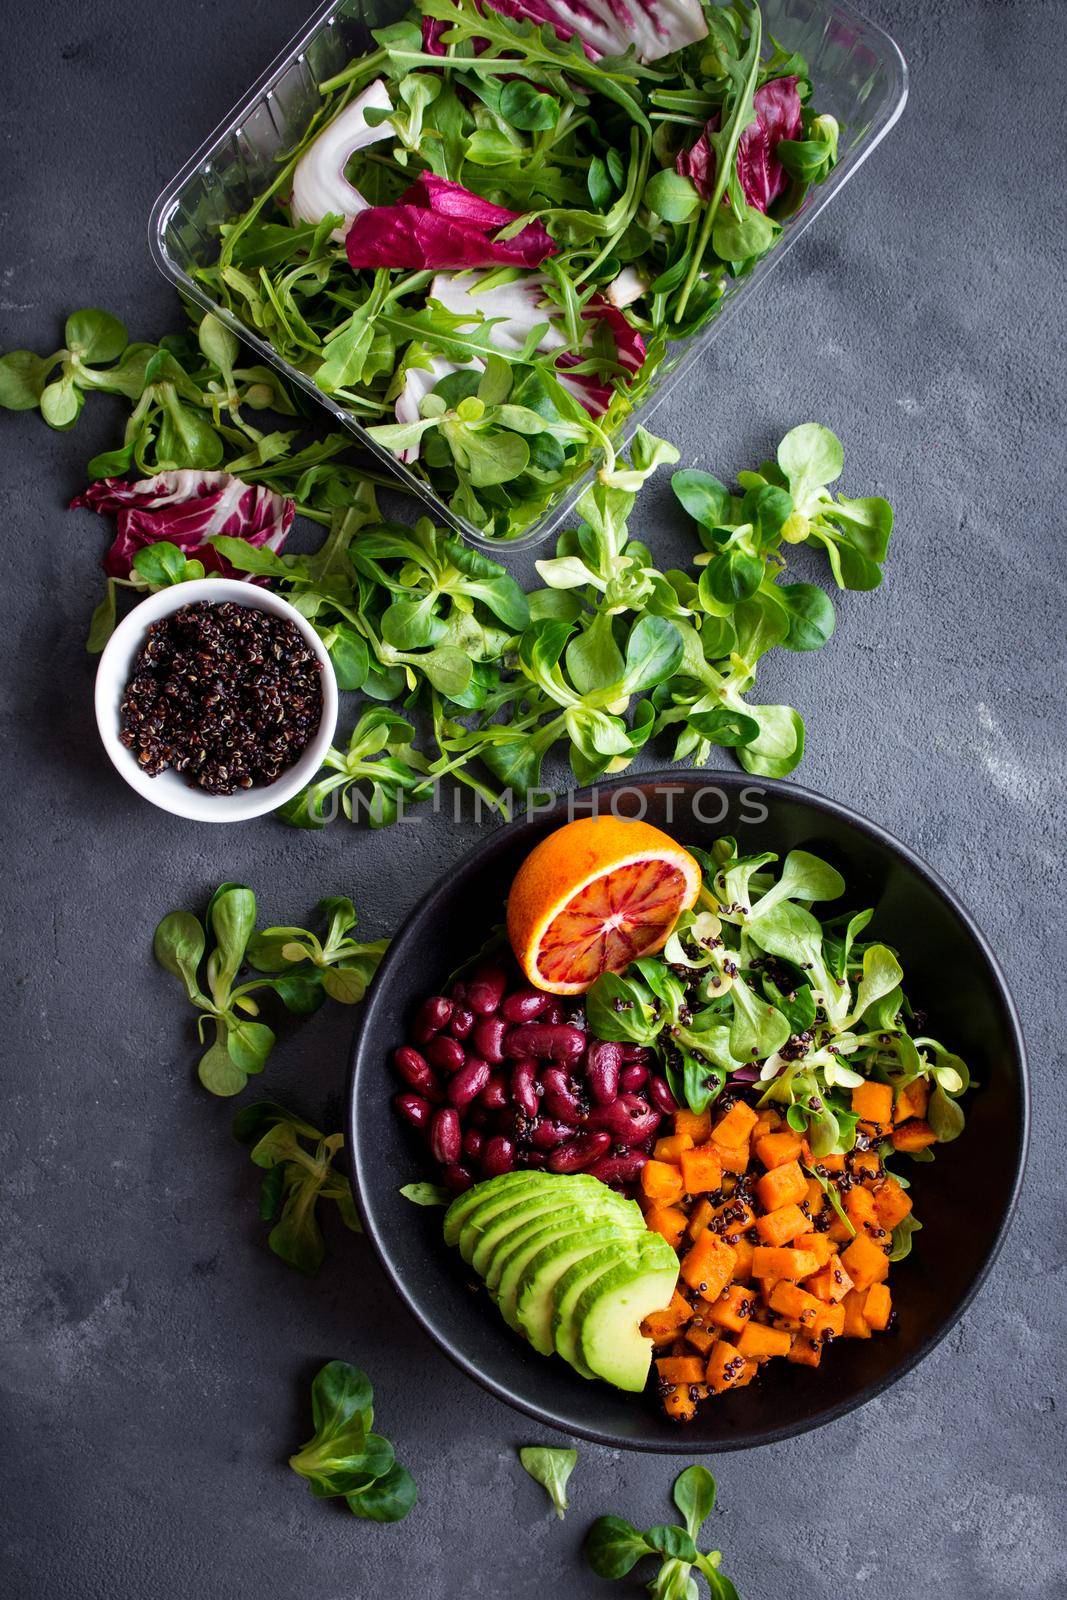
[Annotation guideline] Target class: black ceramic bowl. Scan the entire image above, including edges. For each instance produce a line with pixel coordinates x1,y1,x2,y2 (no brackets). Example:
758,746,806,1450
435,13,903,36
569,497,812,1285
348,773,1028,1451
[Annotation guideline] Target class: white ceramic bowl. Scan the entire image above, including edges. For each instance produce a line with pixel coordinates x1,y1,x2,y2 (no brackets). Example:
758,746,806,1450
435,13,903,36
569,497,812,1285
94,578,338,823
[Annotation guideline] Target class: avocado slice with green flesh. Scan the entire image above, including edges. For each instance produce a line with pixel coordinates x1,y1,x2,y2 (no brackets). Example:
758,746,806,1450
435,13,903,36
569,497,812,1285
444,1172,555,1248
448,1173,615,1259
505,1215,645,1337
577,1235,680,1392
467,1192,598,1279
482,1197,630,1300
551,1241,641,1377
457,1177,615,1267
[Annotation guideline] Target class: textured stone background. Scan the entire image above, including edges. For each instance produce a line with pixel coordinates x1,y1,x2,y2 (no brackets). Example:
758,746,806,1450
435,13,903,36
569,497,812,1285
2,1,1064,1595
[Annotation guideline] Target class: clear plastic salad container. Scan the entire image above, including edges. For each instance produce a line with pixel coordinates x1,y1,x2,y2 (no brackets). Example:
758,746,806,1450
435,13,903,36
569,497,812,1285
149,0,907,551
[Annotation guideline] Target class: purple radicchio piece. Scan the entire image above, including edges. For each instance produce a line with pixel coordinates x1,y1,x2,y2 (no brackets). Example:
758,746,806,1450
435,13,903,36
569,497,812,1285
289,79,394,241
345,173,557,271
472,0,707,62
676,78,803,213
70,471,295,580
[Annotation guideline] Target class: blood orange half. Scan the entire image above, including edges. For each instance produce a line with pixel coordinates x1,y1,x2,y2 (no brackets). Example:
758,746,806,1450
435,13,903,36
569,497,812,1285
506,816,701,995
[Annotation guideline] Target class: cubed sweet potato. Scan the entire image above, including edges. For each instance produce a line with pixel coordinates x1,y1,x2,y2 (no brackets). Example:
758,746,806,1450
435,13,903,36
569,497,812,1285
755,1159,807,1213
736,1321,792,1361
755,1203,809,1248
851,1081,894,1126
680,1144,724,1196
841,1231,890,1292
680,1232,736,1299
754,1130,804,1170
712,1100,759,1147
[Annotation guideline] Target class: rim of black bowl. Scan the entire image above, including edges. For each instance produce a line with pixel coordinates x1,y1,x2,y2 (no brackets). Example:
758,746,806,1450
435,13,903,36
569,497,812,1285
348,771,1029,1452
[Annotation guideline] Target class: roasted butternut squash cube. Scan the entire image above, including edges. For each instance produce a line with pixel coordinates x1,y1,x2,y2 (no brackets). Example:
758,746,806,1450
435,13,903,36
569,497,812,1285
844,1185,877,1230
752,1246,820,1282
755,1159,807,1213
680,1232,736,1299
795,1232,837,1269
656,1355,707,1386
706,1283,756,1334
712,1100,759,1147
805,1257,854,1303
705,1340,748,1394
786,1335,822,1367
653,1133,694,1164
892,1119,939,1153
754,1129,804,1170
640,1289,694,1344
673,1108,712,1142
641,1159,685,1206
663,1385,698,1421
841,1231,890,1292
755,1203,808,1248
645,1204,687,1250
851,1081,894,1126
680,1144,724,1196
873,1175,913,1230
732,1237,755,1282
894,1078,929,1124
767,1280,824,1327
841,1289,872,1338
711,1139,750,1175
736,1321,792,1361
687,1197,715,1241
864,1282,892,1331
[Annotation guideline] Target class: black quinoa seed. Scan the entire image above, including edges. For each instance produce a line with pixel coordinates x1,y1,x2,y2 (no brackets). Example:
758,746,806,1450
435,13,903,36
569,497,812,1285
119,601,322,795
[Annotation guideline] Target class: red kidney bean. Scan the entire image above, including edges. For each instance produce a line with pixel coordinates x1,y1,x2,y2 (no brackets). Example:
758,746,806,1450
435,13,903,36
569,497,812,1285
500,988,552,1023
449,980,468,1003
619,1062,649,1092
448,1057,491,1109
481,1135,515,1177
478,1072,509,1111
466,963,508,1016
426,1034,466,1074
542,1001,565,1025
449,1005,475,1041
585,1040,622,1104
394,1091,433,1132
430,1107,462,1165
529,1116,571,1150
441,1163,473,1195
504,1023,585,1062
524,1150,547,1169
619,1044,654,1065
462,1127,484,1162
586,1092,661,1145
472,1016,508,1063
648,1074,678,1115
392,1046,441,1100
548,1130,613,1174
413,995,453,1043
540,1067,583,1126
586,1150,648,1187
510,1059,540,1119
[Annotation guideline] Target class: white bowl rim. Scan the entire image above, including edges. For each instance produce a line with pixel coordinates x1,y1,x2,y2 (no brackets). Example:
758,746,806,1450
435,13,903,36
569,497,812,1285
93,577,338,823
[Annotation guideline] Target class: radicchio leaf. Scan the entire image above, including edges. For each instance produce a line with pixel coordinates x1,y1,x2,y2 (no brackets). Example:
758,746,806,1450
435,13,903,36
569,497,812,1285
290,79,394,240
471,0,706,62
406,273,645,422
70,471,295,580
345,174,557,271
676,78,803,213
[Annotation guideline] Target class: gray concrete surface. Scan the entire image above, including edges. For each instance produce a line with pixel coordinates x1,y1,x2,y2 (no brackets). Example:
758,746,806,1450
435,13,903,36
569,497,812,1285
2,1,1065,1595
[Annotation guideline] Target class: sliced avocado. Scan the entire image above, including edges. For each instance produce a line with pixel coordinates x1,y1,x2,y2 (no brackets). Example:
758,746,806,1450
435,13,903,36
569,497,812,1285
483,1205,593,1300
551,1240,639,1377
455,1173,616,1264
444,1171,551,1248
577,1235,679,1392
468,1192,596,1279
504,1215,644,1336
